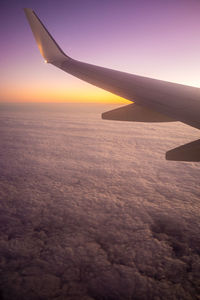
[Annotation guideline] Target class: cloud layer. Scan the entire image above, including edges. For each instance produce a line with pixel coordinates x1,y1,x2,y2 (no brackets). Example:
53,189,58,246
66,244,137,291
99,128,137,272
0,103,199,300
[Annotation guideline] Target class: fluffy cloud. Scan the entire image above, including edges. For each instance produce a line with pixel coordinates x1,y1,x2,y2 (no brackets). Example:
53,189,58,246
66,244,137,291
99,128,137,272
0,103,199,300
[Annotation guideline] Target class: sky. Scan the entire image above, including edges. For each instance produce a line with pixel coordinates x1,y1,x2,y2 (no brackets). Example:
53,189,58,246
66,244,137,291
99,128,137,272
1,0,200,103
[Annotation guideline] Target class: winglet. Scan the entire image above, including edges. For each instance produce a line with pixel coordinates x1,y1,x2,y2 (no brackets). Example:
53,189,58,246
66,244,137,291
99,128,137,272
24,8,70,64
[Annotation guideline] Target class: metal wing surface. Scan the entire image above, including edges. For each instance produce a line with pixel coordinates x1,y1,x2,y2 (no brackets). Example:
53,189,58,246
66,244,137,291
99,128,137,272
24,8,200,161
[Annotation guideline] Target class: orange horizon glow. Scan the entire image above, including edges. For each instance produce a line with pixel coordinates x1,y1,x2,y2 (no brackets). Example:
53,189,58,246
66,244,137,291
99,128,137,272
2,1,200,104
0,84,130,104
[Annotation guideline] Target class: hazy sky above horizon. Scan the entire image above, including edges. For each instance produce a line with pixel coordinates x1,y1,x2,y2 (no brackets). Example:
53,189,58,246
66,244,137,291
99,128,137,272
1,0,200,103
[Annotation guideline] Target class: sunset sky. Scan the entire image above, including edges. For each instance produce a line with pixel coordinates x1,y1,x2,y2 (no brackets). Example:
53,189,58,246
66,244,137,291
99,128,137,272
1,0,200,103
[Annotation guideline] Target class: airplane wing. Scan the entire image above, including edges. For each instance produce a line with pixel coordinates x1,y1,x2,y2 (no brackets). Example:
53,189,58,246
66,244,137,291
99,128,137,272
24,8,200,161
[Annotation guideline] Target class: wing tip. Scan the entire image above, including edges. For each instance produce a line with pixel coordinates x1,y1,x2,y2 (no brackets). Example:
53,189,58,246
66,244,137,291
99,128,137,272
24,8,34,14
24,8,70,63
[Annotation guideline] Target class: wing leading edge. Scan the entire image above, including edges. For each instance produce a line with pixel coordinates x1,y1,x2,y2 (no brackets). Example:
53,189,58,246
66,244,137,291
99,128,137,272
24,8,200,161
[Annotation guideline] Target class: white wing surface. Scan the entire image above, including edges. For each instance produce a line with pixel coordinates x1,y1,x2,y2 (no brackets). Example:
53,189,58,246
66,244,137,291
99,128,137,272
24,8,200,161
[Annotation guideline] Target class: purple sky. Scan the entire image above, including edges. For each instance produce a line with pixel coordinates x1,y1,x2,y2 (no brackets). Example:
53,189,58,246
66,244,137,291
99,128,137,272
1,0,200,102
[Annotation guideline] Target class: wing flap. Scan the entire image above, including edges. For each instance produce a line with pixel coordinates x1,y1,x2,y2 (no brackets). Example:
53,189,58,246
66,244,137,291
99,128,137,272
166,139,200,162
102,103,175,122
